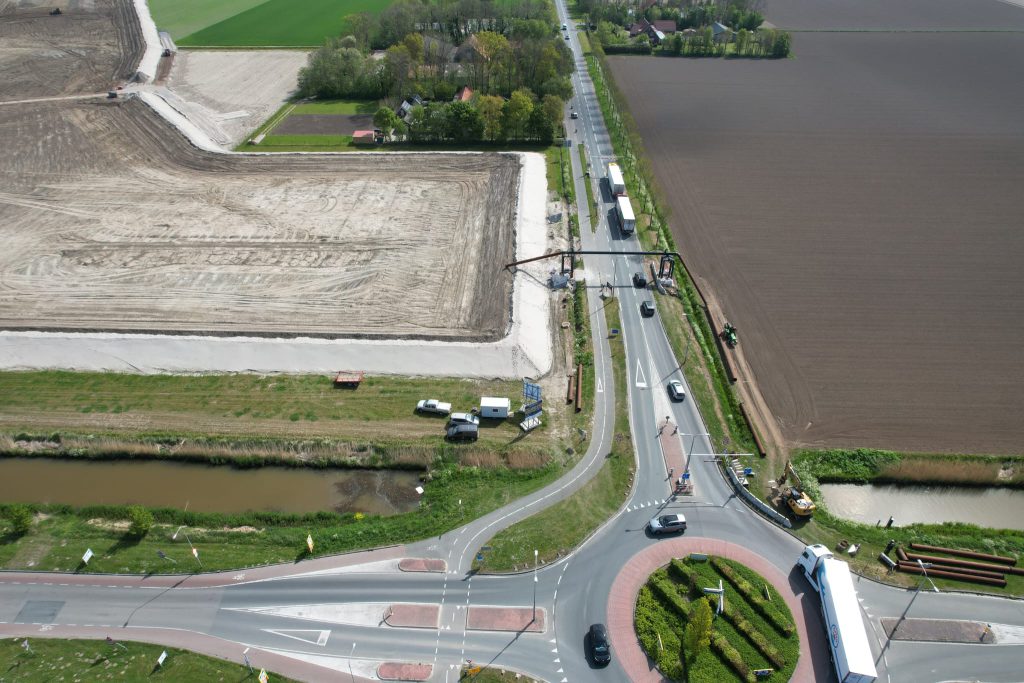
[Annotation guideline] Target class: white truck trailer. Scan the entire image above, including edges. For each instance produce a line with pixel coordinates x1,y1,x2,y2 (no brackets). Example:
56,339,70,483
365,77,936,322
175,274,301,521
798,544,877,683
615,195,635,234
607,162,626,196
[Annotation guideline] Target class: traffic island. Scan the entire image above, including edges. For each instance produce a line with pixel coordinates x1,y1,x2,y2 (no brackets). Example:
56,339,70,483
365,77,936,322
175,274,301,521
467,606,546,633
377,662,432,681
383,604,440,629
398,558,447,573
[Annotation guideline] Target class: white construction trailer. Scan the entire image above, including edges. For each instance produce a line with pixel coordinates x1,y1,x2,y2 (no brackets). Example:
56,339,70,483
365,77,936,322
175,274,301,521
797,544,877,683
479,397,510,419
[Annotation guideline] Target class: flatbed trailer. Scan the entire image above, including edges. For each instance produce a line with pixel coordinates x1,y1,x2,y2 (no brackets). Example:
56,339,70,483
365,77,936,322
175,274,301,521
333,371,364,388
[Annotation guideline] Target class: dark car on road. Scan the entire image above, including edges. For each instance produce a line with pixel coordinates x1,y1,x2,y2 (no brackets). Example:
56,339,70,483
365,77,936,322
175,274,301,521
445,423,478,442
632,271,647,288
640,300,655,317
587,623,611,666
667,379,685,401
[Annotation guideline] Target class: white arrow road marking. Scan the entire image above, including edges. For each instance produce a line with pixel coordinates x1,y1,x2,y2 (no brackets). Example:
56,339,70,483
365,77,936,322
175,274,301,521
262,629,330,646
596,377,604,393
634,360,647,388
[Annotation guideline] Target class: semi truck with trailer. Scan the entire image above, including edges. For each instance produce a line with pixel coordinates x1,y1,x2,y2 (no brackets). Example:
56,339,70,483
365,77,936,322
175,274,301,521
615,195,635,235
606,162,626,196
798,544,877,683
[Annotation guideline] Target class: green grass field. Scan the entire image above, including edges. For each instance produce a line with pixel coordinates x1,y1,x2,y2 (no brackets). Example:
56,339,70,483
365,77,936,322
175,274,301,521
0,637,299,683
293,99,379,115
148,0,268,40
177,0,394,47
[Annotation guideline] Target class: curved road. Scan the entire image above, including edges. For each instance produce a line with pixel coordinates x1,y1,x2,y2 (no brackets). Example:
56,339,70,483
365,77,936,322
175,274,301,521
2,4,1024,682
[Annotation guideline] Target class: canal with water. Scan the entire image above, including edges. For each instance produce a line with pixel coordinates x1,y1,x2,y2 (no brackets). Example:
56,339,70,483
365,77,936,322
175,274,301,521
819,483,1024,531
0,458,422,515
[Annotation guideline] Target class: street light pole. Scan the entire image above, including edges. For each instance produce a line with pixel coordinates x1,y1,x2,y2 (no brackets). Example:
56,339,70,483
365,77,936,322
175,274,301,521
348,642,356,682
684,433,709,475
533,549,539,623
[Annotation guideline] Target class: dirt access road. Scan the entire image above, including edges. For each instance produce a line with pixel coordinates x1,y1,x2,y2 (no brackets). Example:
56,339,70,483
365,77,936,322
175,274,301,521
608,9,1024,455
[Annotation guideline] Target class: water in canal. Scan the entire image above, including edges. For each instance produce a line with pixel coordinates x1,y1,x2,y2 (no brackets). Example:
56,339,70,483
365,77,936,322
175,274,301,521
0,458,421,515
819,483,1024,531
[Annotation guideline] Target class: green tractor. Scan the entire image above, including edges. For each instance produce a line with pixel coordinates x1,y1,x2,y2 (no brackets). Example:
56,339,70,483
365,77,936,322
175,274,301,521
721,322,738,349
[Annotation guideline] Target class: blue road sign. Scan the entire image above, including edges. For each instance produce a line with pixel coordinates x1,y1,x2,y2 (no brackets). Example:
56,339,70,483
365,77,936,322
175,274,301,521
523,381,542,401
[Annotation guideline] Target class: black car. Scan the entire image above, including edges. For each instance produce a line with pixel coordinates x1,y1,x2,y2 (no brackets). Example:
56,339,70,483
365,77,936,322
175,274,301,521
632,272,647,288
445,423,479,442
587,623,611,666
640,300,655,317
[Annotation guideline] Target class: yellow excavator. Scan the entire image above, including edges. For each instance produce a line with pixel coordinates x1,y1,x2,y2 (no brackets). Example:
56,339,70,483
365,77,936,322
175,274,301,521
777,461,816,517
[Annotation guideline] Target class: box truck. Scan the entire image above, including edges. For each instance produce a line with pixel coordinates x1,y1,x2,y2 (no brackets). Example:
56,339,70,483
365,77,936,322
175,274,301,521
797,544,877,683
606,162,626,196
615,195,635,234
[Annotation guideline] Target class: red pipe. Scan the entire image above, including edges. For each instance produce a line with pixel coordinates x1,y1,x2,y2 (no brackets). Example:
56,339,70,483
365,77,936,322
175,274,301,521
910,543,1016,566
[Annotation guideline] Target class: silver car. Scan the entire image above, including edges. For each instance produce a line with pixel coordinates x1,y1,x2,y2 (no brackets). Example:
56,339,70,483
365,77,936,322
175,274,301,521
648,513,687,534
448,412,480,426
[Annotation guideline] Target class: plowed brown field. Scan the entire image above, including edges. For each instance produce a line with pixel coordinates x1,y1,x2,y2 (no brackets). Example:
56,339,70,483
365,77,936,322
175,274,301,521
608,30,1024,455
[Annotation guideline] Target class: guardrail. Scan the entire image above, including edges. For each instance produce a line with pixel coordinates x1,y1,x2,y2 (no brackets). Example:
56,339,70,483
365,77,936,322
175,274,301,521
725,465,791,528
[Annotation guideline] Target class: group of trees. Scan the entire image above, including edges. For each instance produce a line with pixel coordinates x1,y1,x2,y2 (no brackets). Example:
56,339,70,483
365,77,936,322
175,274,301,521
372,89,563,144
662,26,790,57
578,0,767,32
297,2,574,105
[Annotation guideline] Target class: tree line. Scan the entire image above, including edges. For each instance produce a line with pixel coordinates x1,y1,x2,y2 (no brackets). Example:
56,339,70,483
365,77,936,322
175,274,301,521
297,3,574,105
371,89,563,144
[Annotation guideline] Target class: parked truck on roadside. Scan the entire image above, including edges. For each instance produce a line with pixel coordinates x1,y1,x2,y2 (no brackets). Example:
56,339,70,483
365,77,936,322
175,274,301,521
416,399,452,415
797,544,877,683
606,162,626,196
615,195,635,235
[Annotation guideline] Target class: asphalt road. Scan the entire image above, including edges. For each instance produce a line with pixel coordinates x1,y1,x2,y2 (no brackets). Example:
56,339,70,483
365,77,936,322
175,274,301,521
2,6,1024,683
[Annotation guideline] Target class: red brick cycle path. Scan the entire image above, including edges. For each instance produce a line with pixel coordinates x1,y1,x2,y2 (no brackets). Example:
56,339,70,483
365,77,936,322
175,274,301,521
607,537,831,683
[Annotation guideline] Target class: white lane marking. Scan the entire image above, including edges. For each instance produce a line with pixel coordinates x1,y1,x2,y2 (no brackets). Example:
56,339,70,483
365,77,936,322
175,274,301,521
634,359,647,388
262,629,330,647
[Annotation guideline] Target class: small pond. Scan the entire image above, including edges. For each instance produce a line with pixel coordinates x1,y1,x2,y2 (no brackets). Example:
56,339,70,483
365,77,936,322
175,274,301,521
819,483,1024,531
0,458,422,515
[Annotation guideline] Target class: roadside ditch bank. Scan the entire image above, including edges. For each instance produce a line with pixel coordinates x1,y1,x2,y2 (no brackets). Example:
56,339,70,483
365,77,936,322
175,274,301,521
788,449,1024,596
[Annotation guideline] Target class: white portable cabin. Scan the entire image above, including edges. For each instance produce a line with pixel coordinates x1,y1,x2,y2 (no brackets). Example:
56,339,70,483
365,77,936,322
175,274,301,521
615,195,636,234
479,396,511,419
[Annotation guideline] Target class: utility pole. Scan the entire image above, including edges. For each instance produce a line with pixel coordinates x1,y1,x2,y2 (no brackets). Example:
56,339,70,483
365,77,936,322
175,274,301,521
348,642,356,682
532,549,539,623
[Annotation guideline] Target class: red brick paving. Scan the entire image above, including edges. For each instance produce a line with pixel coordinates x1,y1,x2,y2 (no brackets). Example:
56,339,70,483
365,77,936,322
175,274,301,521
607,538,830,683
467,606,546,633
385,603,440,628
377,662,432,681
398,558,447,573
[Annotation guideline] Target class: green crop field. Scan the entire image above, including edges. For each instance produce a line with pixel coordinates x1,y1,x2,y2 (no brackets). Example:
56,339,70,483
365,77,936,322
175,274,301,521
177,0,395,47
148,0,269,40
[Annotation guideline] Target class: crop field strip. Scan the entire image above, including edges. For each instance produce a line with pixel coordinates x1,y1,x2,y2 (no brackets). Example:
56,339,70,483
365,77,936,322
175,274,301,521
607,16,1024,455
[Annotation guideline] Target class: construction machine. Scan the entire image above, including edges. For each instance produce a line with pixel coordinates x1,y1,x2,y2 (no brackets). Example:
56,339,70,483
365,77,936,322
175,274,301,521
777,460,816,517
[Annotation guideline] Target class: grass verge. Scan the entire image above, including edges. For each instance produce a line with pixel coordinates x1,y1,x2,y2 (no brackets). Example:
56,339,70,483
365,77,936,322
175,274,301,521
292,99,378,115
0,637,299,682
460,666,542,682
0,371,534,448
0,458,563,574
577,143,599,228
477,296,632,570
785,449,1024,596
636,556,798,682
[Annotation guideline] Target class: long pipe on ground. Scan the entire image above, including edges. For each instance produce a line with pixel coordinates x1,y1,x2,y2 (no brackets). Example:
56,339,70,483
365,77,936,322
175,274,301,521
910,543,1016,566
905,551,1024,576
898,562,1006,587
896,546,909,562
898,562,1006,580
575,363,583,413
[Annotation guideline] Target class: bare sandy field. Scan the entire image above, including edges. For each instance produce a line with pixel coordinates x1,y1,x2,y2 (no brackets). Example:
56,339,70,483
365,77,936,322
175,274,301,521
162,49,306,146
608,31,1024,455
0,98,519,341
0,0,141,99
